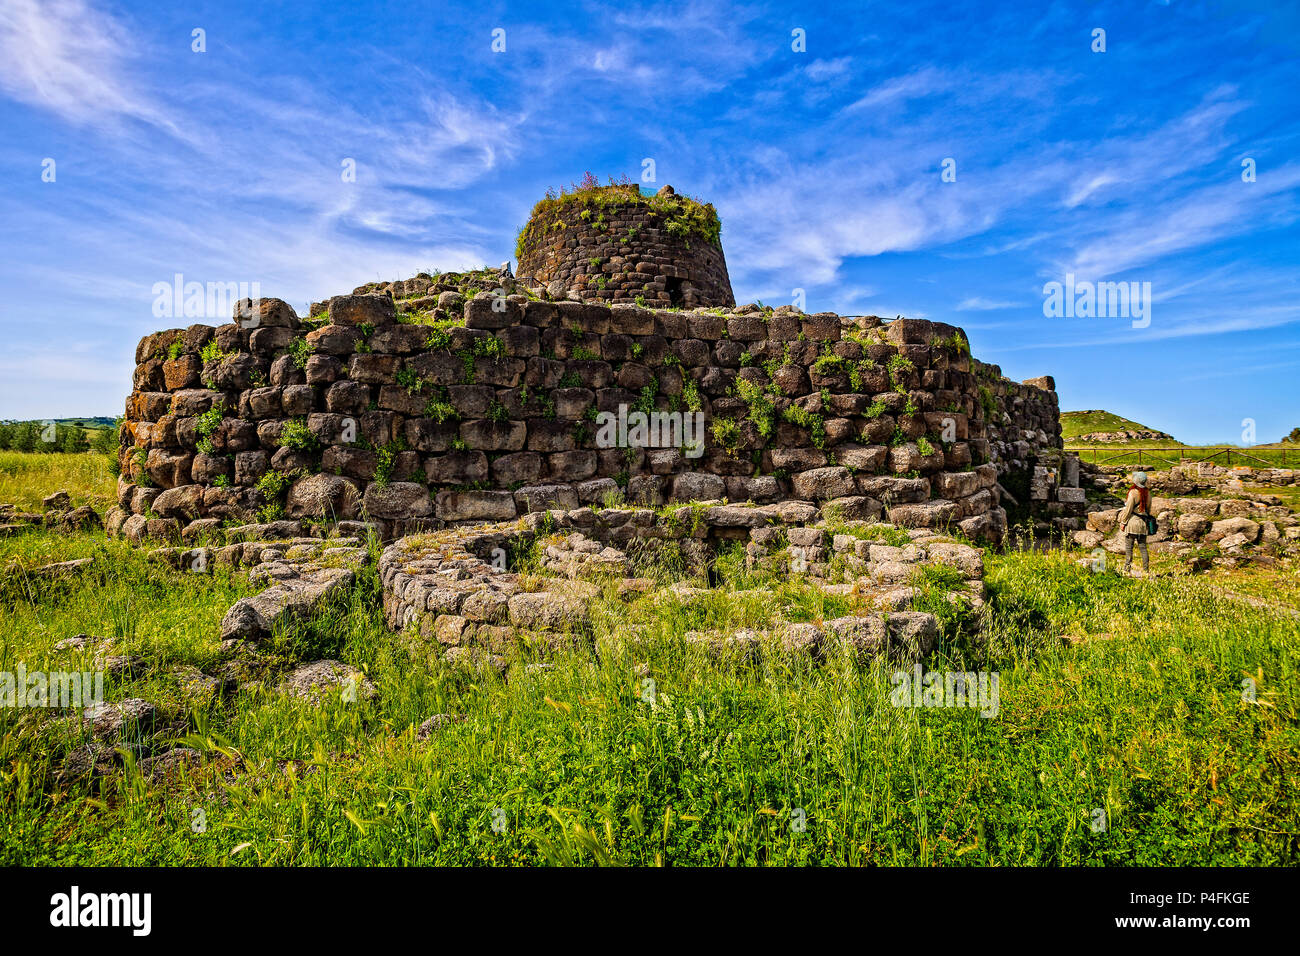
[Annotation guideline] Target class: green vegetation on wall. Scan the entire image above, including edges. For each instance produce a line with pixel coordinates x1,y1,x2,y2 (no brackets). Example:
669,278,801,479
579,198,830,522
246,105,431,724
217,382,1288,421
516,174,724,262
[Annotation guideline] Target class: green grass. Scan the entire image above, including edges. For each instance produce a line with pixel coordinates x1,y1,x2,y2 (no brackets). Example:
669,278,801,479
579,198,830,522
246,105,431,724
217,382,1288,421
1,520,1296,866
1068,444,1300,468
1060,409,1167,441
0,450,118,512
1061,411,1300,466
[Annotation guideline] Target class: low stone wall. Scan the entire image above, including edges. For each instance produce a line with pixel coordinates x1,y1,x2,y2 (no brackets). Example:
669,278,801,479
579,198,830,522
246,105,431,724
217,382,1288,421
111,282,1064,545
379,501,987,672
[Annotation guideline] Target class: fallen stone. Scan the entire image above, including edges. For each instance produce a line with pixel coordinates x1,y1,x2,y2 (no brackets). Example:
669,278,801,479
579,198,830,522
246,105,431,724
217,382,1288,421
83,698,157,741
43,491,73,510
416,714,467,739
886,612,938,660
219,568,355,641
139,747,202,782
279,660,376,701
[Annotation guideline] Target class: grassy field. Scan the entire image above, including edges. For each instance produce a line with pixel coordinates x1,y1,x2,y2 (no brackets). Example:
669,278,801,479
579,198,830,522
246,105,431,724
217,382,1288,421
0,450,118,512
1060,409,1299,468
1066,444,1300,469
1,518,1296,866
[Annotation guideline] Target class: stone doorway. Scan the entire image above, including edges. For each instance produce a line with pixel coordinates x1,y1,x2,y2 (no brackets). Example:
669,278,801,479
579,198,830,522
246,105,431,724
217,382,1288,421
665,276,685,307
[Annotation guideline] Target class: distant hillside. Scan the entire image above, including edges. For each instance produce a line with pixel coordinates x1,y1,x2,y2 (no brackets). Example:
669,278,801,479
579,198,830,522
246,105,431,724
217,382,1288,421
1,417,117,430
1061,410,1176,443
58,417,117,429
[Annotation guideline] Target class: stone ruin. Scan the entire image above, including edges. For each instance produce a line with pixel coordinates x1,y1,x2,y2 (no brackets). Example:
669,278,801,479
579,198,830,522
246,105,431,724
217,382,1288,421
111,183,1071,548
515,182,735,308
20,183,1296,782
114,291,1069,545
89,181,1094,673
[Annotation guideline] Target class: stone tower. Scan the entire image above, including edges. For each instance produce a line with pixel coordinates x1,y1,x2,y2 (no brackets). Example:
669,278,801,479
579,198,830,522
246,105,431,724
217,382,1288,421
515,181,734,308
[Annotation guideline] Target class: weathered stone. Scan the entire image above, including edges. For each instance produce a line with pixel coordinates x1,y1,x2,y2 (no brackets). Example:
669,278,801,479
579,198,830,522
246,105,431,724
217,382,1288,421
460,419,526,452
328,294,396,327
791,467,856,501
220,568,354,641
363,482,432,520
825,615,888,660
461,590,511,624
286,474,362,520
886,612,938,660
1176,513,1211,538
42,491,72,511
926,541,984,578
507,591,589,630
515,484,581,513
425,451,489,484
416,714,467,739
280,660,376,701
703,505,770,528
670,472,725,502
151,484,205,520
83,698,157,741
1206,516,1260,543
435,491,517,522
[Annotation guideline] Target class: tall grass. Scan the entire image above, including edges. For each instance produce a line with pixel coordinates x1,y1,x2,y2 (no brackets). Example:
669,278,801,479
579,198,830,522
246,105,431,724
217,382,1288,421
0,450,117,512
0,528,1296,866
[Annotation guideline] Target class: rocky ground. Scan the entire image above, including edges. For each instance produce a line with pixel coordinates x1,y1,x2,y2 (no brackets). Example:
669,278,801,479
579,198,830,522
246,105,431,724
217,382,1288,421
1069,461,1300,570
1074,429,1174,443
3,485,994,789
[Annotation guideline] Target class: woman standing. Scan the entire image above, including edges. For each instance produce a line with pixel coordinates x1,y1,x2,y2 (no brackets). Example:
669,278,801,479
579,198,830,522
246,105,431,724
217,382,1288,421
1117,470,1152,576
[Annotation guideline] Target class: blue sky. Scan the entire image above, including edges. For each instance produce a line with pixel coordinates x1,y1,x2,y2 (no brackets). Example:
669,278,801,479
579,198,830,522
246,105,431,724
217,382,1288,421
1,0,1297,443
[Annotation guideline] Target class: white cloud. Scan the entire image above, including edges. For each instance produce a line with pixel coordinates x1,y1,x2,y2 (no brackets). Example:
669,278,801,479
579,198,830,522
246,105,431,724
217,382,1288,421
805,57,853,82
842,67,954,113
1063,165,1300,280
0,0,177,134
956,297,1023,311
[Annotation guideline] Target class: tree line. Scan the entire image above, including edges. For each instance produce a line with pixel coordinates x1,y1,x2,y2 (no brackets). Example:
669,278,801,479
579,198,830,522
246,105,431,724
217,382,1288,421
0,420,120,454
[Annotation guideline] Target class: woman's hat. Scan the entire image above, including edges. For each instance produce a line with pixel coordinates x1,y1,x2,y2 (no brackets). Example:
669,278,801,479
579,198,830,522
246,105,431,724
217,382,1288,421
1132,471,1148,486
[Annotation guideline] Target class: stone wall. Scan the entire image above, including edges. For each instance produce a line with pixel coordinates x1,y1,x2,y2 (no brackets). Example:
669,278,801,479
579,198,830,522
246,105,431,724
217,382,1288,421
974,365,1063,475
516,184,734,308
111,284,1064,545
376,502,989,672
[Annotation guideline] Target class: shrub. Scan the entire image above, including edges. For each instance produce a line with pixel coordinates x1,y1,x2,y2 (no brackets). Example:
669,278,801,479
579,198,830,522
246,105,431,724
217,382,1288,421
278,419,317,451
711,417,741,456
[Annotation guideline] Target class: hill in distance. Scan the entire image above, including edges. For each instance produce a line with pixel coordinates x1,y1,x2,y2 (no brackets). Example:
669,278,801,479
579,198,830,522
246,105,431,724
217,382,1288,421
1061,409,1176,443
0,417,117,429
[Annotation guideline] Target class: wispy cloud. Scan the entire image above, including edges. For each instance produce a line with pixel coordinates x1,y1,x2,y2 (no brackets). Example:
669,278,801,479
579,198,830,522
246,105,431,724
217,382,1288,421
0,0,179,135
956,296,1023,311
